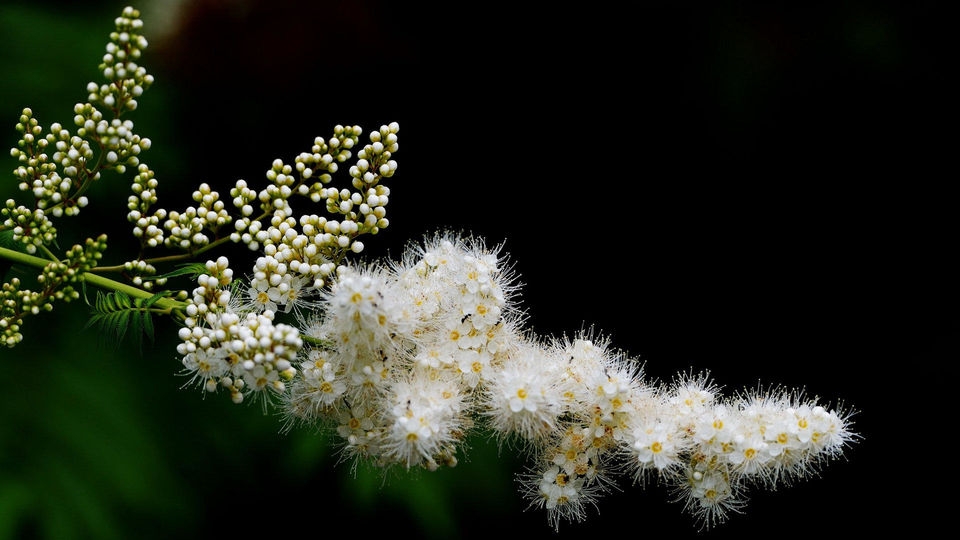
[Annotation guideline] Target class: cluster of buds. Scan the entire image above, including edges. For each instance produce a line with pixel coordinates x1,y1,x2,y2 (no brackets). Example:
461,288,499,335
2,6,157,342
176,256,301,405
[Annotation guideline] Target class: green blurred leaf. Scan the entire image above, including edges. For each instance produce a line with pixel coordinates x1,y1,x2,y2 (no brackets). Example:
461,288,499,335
0,481,35,539
0,230,29,282
1,306,194,539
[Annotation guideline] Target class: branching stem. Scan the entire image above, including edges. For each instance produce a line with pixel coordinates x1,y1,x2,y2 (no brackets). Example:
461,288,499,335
0,244,186,311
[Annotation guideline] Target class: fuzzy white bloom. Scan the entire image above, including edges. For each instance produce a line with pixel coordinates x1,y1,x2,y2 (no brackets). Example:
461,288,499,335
520,463,604,532
318,265,409,376
379,367,468,469
675,461,745,530
630,418,685,472
482,339,565,443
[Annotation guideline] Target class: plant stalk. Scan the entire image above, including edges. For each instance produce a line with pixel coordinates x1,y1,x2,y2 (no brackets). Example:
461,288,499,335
0,245,185,310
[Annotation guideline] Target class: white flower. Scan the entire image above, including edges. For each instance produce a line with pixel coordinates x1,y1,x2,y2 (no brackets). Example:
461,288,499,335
631,419,682,472
482,340,564,442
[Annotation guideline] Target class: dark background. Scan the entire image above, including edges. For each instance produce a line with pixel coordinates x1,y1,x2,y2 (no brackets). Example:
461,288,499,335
1,1,953,538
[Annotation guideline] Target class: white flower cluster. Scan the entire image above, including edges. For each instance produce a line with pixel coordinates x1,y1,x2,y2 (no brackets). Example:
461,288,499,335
177,231,857,530
176,256,301,405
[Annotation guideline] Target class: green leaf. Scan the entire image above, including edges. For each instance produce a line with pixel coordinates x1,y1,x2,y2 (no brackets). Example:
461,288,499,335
142,262,209,282
142,309,155,343
0,229,30,281
0,230,26,252
84,290,163,351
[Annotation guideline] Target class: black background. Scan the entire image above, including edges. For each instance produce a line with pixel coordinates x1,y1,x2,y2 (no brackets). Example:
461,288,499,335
154,1,958,536
1,1,954,538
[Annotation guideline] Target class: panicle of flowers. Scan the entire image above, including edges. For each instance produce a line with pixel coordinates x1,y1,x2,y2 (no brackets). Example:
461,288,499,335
1,6,156,346
0,5,862,534
5,5,153,252
651,382,856,530
165,202,860,530
267,230,857,530
279,232,526,471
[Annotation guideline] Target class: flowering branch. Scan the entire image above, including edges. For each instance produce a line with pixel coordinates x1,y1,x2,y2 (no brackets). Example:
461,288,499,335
0,5,860,533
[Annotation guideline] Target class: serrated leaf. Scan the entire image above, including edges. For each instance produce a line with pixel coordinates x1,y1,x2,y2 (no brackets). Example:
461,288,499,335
116,310,130,344
130,311,142,345
84,290,160,351
142,312,154,345
115,291,132,310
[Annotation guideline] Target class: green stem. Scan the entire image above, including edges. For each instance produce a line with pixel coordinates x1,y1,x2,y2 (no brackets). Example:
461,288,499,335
301,334,335,349
0,244,185,311
94,234,235,272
